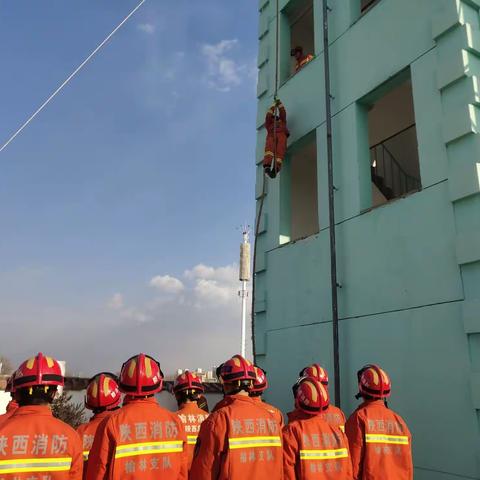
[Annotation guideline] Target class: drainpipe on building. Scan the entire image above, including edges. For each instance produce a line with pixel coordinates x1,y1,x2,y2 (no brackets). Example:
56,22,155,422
322,0,341,407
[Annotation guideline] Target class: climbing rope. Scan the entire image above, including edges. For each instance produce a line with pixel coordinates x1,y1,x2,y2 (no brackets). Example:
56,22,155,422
252,0,280,361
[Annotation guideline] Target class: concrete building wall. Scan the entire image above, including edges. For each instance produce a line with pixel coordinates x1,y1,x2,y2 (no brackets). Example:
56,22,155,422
254,0,480,478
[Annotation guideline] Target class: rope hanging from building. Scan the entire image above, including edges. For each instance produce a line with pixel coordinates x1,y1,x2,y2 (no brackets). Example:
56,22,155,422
252,0,281,361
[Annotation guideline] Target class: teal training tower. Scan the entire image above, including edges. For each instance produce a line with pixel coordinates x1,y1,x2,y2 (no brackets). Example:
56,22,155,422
254,1,480,478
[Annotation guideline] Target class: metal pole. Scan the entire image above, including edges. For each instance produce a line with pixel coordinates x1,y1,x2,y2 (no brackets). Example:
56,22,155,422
241,280,248,357
322,0,341,407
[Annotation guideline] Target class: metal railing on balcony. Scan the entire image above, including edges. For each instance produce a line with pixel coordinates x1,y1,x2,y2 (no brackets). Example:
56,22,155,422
370,124,421,201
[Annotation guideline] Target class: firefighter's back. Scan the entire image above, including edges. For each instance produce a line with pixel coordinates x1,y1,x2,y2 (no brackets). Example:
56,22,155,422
88,397,186,479
347,401,412,480
0,405,83,479
191,394,283,480
283,414,352,480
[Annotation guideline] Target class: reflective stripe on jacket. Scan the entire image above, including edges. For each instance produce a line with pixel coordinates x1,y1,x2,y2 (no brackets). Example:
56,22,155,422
85,397,187,480
283,413,353,480
176,402,209,470
77,410,113,477
189,394,283,480
345,400,413,480
0,405,83,479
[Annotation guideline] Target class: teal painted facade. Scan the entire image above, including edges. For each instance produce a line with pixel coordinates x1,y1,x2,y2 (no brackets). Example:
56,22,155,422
254,1,480,478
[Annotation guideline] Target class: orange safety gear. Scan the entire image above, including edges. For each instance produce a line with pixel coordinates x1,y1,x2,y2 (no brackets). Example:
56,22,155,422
176,402,209,470
346,399,412,480
119,353,164,397
283,410,353,480
85,372,121,411
86,396,187,480
295,54,314,72
14,353,64,390
357,364,391,400
220,355,256,384
77,410,113,476
174,371,205,394
296,377,329,415
263,101,289,178
250,395,284,428
190,394,283,480
0,402,18,429
288,405,346,432
250,366,268,395
300,364,329,386
212,396,234,412
0,405,83,479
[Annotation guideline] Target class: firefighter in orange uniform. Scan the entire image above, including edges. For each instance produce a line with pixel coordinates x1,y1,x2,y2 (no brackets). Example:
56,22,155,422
263,99,290,179
174,371,209,470
345,364,413,480
0,375,19,428
0,352,83,478
288,364,346,432
291,46,314,72
250,366,284,427
190,355,283,480
86,353,187,480
282,376,353,480
77,372,121,476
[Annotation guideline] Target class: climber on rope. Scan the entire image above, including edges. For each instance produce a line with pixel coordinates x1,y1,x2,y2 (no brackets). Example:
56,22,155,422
263,98,289,179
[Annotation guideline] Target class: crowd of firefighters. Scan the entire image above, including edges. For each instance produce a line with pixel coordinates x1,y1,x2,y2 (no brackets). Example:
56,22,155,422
0,351,413,479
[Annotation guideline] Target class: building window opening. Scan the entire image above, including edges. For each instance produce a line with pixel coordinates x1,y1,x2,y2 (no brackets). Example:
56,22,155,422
284,0,314,79
280,132,319,243
367,77,421,208
361,0,380,13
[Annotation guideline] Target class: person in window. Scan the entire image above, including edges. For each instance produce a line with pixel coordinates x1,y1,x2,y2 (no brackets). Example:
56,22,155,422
291,46,314,72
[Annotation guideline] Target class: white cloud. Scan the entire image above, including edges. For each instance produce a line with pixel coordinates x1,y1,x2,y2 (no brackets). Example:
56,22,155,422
137,23,156,34
107,293,124,310
201,39,247,92
150,275,185,294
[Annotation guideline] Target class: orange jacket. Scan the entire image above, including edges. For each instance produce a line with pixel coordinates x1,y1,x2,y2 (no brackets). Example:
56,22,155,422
176,402,209,469
212,396,233,413
0,405,83,479
250,396,284,428
189,394,283,480
288,406,346,432
283,412,353,480
345,400,413,480
77,410,113,476
263,103,289,171
85,396,187,480
295,54,314,72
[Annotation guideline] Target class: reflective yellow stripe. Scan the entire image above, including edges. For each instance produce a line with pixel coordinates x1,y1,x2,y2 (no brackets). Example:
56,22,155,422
83,450,89,461
0,457,72,474
229,436,282,450
365,434,409,445
300,448,348,460
339,425,345,432
264,151,274,157
115,441,183,459
187,435,198,445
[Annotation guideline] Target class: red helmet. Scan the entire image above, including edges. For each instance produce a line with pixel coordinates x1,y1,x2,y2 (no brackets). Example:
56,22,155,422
251,366,268,394
14,353,64,390
296,377,329,414
300,364,329,386
119,353,163,396
173,371,204,394
357,364,391,399
85,372,121,411
220,355,256,384
5,375,14,393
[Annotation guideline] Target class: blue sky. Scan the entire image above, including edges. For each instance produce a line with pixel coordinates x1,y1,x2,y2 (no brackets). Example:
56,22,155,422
0,1,258,375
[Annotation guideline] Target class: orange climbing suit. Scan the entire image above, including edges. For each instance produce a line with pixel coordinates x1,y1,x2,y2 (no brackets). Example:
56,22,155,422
263,102,289,177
